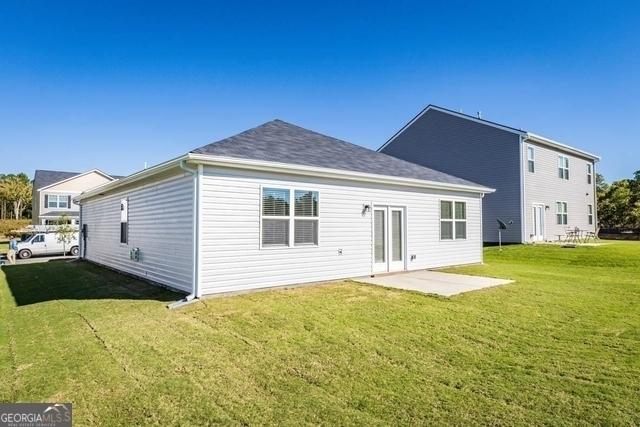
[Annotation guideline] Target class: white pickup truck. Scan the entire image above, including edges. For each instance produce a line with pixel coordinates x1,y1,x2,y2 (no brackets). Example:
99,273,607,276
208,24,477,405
15,232,79,259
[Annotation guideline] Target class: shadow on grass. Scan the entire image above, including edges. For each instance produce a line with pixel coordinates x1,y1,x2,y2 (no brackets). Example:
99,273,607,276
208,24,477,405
2,260,183,306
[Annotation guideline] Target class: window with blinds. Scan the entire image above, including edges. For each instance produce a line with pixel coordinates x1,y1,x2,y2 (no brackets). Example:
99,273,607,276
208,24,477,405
261,188,319,247
294,190,318,246
261,188,290,246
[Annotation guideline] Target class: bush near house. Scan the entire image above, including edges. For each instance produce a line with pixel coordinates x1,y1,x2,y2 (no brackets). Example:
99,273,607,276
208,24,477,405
0,219,30,238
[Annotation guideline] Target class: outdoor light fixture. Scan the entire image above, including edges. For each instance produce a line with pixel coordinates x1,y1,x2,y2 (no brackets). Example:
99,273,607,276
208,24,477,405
362,204,371,214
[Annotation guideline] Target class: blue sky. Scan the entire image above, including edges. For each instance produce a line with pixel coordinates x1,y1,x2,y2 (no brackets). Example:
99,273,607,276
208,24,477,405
1,1,638,181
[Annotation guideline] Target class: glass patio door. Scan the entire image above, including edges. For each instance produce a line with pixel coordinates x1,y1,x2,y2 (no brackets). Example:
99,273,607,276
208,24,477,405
373,206,405,273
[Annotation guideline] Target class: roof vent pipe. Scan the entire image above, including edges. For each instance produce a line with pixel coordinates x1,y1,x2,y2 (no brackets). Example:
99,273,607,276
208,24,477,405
477,111,482,119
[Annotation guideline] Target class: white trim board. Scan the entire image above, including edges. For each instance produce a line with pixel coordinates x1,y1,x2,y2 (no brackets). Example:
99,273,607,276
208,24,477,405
76,153,496,202
38,169,118,191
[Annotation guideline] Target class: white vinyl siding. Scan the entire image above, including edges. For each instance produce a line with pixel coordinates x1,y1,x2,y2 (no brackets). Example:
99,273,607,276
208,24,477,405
524,141,596,241
199,166,482,295
80,173,194,292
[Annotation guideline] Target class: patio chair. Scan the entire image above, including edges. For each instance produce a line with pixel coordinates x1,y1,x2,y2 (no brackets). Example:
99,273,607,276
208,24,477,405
584,227,600,242
564,227,580,244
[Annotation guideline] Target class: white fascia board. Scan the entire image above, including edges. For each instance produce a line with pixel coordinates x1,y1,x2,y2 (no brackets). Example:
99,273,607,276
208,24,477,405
37,169,117,191
74,155,188,202
525,133,601,161
187,153,495,194
378,104,526,152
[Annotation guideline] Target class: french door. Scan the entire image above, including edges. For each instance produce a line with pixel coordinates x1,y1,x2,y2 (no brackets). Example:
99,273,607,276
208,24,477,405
532,204,545,242
373,206,406,273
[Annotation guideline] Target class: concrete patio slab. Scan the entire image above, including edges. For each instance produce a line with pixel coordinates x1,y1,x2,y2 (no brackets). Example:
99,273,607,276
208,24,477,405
353,270,513,297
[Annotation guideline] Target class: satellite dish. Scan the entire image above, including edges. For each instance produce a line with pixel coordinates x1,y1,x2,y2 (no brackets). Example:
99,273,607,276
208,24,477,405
496,219,514,250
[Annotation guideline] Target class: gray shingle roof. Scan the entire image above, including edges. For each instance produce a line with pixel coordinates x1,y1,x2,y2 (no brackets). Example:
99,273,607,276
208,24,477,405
34,170,123,190
191,120,482,187
39,210,79,217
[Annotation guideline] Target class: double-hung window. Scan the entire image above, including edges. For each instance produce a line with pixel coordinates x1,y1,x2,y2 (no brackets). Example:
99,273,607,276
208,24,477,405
120,198,129,244
45,194,70,209
527,146,535,173
294,190,319,245
440,200,467,240
556,202,568,225
261,187,319,247
587,163,593,184
558,155,569,180
588,204,593,225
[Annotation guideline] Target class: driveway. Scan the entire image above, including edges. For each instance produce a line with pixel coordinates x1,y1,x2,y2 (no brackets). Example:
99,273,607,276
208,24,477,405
353,270,513,297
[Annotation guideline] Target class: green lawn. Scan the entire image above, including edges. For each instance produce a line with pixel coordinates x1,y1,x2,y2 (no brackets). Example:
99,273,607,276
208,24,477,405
1,243,639,425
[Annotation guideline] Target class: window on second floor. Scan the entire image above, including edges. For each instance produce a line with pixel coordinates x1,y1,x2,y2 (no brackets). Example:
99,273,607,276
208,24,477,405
45,194,70,209
558,156,569,180
587,163,593,184
527,146,535,173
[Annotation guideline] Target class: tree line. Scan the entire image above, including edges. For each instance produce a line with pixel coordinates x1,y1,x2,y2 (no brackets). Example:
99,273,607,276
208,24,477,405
0,173,32,220
597,170,640,231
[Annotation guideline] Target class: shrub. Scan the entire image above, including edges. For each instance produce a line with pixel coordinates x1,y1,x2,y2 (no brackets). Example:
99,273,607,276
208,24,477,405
0,219,30,238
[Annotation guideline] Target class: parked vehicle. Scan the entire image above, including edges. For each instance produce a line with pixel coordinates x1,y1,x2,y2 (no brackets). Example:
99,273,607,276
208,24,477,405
15,232,79,259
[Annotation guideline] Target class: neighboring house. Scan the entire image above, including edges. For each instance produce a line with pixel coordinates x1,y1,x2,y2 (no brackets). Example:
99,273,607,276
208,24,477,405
32,169,122,226
379,105,600,243
76,120,493,298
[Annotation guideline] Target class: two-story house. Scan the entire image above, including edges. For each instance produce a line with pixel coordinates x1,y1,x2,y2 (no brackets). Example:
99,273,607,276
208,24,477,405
32,169,122,226
379,105,600,243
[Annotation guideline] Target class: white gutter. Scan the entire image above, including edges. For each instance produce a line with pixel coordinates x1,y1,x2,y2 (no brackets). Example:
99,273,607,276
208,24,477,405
167,159,201,309
525,133,601,161
187,153,495,194
519,135,527,243
75,154,187,202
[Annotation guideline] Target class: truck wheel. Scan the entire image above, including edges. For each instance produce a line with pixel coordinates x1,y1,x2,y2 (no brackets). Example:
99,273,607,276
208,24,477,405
18,249,32,259
70,246,79,256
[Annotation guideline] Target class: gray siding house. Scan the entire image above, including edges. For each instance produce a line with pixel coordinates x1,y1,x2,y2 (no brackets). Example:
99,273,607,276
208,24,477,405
379,105,600,243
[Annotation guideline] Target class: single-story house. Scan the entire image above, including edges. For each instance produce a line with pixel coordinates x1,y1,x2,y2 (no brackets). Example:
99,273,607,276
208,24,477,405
76,120,494,300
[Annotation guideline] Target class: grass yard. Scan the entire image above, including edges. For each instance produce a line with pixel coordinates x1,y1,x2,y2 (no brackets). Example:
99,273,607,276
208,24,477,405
0,242,639,425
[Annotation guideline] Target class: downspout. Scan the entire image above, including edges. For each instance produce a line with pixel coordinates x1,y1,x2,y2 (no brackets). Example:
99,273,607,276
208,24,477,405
519,135,527,243
480,193,485,263
168,159,200,308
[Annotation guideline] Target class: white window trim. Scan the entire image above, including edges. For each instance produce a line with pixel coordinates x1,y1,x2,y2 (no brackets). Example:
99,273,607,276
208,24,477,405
587,163,593,184
556,201,568,225
527,145,535,173
45,193,71,209
558,155,570,180
259,185,320,250
588,204,594,225
120,198,129,245
439,199,467,241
